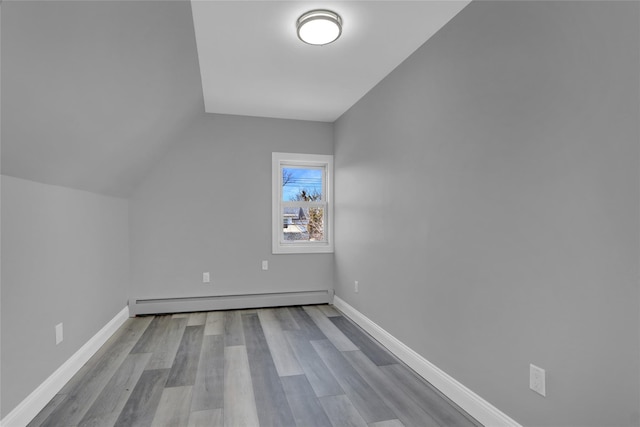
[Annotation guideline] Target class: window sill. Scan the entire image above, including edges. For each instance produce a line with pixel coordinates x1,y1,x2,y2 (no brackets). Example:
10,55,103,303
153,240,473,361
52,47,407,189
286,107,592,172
273,243,334,254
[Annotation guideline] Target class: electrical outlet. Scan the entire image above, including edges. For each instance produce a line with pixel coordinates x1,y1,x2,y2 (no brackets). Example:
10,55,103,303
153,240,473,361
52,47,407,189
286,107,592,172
530,364,546,397
55,323,63,345
203,272,210,283
262,260,269,271
354,280,359,293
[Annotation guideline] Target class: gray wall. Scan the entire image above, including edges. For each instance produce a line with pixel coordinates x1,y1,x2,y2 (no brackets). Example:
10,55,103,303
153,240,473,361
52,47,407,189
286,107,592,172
333,2,639,426
130,113,334,300
1,176,129,417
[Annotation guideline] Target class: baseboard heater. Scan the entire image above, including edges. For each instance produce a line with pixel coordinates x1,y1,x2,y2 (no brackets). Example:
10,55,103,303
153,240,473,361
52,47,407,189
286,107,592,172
129,289,333,316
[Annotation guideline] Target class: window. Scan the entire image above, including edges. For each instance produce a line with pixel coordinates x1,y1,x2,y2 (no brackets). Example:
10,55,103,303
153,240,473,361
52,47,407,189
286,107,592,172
272,152,334,254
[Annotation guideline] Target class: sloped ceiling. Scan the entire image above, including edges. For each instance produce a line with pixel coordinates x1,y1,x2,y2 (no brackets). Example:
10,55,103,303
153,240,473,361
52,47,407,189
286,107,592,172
192,1,470,122
1,1,205,197
1,1,469,197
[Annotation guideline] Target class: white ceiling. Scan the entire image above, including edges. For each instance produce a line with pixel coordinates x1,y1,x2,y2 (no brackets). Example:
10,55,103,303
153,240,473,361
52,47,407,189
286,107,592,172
191,1,471,122
2,1,471,198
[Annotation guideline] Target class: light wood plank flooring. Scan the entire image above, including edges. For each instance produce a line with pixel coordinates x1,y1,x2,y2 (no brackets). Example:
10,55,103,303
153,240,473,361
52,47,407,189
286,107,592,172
29,305,482,427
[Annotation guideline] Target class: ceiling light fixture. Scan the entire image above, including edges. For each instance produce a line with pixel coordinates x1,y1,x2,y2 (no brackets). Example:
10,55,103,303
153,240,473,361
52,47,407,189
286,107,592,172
296,10,342,46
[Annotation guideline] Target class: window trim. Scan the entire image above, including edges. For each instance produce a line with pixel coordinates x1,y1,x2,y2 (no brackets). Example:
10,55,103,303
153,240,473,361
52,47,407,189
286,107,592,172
272,152,334,254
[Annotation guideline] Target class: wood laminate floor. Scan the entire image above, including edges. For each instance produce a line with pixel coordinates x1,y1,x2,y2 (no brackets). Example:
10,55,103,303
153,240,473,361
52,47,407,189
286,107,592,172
30,305,482,427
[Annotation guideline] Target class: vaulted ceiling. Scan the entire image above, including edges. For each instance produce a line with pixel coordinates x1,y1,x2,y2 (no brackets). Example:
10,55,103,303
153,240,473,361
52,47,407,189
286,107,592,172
2,1,205,197
1,1,469,197
191,1,469,122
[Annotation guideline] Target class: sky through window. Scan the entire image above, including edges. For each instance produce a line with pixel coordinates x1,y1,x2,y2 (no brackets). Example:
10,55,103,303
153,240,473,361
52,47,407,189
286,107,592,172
282,167,323,201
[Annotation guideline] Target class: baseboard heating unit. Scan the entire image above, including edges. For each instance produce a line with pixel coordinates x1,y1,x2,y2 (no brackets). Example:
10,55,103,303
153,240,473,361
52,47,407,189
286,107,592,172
129,289,333,316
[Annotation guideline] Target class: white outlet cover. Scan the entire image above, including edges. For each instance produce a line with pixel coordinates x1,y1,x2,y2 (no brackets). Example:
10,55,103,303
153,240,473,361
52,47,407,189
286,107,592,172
530,364,546,397
203,272,211,283
262,260,268,270
354,280,359,293
55,323,63,345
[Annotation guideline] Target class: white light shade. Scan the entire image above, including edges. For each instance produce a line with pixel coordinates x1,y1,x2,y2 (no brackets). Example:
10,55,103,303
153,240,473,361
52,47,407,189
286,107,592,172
297,10,342,46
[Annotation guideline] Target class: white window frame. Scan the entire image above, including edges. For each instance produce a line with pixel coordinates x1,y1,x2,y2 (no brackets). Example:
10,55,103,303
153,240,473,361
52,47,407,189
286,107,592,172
272,152,334,254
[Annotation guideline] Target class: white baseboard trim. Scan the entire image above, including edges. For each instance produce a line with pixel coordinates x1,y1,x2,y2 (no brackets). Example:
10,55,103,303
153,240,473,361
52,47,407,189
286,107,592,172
332,296,521,427
0,306,130,427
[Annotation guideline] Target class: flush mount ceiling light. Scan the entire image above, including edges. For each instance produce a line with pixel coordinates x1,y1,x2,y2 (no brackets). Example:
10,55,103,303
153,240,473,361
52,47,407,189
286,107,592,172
296,9,342,46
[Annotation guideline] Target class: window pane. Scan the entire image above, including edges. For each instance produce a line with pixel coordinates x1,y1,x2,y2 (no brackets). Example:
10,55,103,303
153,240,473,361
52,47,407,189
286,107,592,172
282,206,325,242
282,167,323,202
